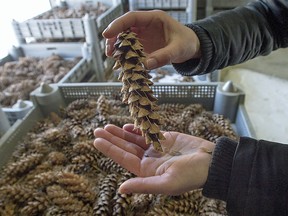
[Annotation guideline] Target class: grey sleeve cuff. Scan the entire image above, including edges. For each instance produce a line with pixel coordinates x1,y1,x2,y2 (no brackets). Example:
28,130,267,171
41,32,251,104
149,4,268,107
202,136,238,201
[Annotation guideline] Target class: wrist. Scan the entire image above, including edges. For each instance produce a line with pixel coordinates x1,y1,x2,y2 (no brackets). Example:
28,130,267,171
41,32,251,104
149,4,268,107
183,25,201,59
172,23,214,76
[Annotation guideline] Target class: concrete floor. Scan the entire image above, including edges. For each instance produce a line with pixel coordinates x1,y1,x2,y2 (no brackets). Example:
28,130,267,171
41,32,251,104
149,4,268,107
220,48,288,144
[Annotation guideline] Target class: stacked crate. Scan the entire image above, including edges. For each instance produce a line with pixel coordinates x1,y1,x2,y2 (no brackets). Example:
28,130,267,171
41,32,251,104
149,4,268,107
0,44,90,127
0,0,124,130
11,0,124,82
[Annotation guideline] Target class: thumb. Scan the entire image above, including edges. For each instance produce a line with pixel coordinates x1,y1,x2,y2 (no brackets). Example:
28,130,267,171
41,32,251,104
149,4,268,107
145,43,184,70
145,47,173,70
118,175,177,195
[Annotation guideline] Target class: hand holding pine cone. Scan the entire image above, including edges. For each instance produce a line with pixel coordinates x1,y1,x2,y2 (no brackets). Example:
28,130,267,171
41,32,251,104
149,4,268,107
112,30,165,152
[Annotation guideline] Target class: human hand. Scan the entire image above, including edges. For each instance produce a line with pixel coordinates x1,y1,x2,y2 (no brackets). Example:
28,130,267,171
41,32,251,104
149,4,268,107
93,124,215,195
102,10,201,70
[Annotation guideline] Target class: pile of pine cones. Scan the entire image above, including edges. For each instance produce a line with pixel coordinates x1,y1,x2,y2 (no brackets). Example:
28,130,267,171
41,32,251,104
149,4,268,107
0,55,81,107
0,95,237,215
31,2,109,43
37,2,109,19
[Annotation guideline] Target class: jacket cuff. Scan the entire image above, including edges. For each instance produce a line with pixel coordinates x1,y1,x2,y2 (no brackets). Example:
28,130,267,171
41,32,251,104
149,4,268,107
202,136,238,201
172,24,214,76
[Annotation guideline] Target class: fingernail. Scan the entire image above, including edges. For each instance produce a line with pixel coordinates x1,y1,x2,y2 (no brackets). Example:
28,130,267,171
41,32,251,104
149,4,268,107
119,188,130,194
102,26,110,36
146,58,157,69
105,43,111,56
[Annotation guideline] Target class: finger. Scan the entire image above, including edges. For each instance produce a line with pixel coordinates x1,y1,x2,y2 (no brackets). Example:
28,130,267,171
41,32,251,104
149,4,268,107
145,42,183,69
105,124,149,150
123,124,173,151
122,124,142,136
94,127,144,158
105,37,117,56
102,11,159,38
93,137,141,175
118,174,182,195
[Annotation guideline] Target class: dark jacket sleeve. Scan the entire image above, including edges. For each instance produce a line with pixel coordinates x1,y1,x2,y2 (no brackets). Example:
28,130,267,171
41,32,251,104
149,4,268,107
173,0,288,75
203,136,288,216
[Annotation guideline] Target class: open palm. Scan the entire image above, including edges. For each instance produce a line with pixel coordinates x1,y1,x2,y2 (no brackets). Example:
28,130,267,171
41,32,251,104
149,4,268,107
94,124,214,195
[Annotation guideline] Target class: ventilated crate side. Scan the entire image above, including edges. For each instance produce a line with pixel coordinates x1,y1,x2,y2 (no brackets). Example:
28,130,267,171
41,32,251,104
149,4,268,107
129,0,197,23
112,65,220,83
129,0,191,9
57,83,255,138
59,83,217,107
56,82,252,133
12,1,123,44
49,0,120,8
12,17,86,43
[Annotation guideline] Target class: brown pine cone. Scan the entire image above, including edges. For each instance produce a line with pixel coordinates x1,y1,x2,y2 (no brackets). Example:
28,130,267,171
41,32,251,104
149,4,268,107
113,30,165,152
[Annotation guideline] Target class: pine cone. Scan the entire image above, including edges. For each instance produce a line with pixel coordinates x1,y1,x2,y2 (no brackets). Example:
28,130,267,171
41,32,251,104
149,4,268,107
4,153,44,177
113,30,165,152
94,173,118,215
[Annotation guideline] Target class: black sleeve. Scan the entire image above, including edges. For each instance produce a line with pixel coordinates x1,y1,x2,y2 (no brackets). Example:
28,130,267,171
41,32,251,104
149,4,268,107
203,136,288,216
173,0,288,76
